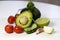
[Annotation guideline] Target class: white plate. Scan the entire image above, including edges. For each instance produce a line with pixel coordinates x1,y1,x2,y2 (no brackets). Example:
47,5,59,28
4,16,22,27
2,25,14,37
0,1,60,40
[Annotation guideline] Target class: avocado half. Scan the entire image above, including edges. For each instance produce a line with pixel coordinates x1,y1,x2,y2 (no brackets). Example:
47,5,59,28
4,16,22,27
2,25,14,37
24,23,38,34
20,7,41,20
16,11,33,28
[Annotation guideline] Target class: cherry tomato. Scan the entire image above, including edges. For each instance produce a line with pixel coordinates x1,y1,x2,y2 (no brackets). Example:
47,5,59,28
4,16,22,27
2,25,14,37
15,14,20,18
5,25,13,33
14,26,23,33
8,16,15,24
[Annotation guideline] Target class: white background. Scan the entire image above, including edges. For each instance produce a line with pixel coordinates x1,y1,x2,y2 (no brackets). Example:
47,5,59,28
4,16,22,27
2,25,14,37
0,1,60,40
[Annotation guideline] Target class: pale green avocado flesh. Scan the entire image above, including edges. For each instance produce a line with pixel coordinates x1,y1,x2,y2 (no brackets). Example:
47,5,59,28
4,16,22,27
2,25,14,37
16,11,33,28
24,23,38,34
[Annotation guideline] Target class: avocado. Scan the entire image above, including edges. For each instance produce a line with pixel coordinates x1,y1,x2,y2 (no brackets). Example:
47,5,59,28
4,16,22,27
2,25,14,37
27,1,41,20
24,23,38,34
20,7,41,20
30,7,41,20
20,2,41,20
16,11,33,28
27,1,34,9
20,8,29,13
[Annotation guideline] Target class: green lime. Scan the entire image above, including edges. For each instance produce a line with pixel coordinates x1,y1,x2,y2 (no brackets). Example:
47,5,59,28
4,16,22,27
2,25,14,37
35,18,50,28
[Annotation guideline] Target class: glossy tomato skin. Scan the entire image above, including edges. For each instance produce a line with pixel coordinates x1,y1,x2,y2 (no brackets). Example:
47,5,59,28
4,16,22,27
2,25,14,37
15,14,20,18
14,26,23,33
5,25,13,33
8,16,15,24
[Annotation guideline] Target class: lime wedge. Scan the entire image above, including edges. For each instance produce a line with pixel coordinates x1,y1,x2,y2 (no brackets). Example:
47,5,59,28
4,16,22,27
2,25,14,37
35,18,50,28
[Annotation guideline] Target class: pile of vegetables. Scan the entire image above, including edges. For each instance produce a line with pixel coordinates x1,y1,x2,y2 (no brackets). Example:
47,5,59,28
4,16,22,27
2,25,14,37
5,1,54,34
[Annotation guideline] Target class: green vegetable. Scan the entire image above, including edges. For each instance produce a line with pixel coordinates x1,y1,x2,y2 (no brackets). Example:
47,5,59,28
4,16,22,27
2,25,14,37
16,11,33,28
30,7,41,20
20,7,41,20
35,18,50,28
20,1,41,20
27,1,34,9
24,23,38,34
27,1,41,20
20,8,29,13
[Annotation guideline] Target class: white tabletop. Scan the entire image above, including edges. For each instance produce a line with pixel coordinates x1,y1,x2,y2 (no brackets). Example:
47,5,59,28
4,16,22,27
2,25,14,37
0,1,60,40
0,1,60,18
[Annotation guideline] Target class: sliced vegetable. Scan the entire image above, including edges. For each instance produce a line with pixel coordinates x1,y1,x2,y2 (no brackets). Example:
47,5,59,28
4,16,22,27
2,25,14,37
24,23,38,34
20,7,41,20
16,11,33,28
35,18,50,28
43,26,54,34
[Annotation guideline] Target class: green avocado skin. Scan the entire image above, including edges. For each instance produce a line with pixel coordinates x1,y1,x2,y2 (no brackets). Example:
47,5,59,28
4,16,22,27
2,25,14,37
20,1,41,20
20,7,41,20
24,24,38,34
27,1,34,9
30,7,41,20
24,28,38,34
20,8,29,13
27,1,41,20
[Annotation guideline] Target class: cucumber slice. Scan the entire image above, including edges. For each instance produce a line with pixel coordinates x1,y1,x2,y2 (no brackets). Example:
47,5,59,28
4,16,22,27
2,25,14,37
35,18,50,28
24,24,38,34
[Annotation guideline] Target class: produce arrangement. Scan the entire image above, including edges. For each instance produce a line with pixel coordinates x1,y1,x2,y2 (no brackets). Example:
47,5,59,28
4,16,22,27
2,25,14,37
5,1,54,34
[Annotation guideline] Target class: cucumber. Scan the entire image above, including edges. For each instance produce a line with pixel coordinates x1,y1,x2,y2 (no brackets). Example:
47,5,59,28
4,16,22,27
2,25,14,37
24,23,38,34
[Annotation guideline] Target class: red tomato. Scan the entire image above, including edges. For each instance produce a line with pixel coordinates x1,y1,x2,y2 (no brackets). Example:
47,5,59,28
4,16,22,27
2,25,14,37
14,26,23,33
15,14,20,18
5,25,13,33
8,16,15,24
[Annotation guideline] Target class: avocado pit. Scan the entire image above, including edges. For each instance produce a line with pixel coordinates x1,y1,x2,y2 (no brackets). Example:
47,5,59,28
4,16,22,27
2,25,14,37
19,16,28,25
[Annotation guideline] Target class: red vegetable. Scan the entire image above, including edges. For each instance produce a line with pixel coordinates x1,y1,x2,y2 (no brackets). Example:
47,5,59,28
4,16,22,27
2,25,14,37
5,25,13,33
8,16,15,24
14,26,23,33
36,28,43,35
15,14,20,18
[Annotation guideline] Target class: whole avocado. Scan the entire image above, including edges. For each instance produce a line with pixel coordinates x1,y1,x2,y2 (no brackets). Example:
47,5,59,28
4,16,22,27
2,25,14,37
27,1,34,9
30,7,41,20
27,1,41,20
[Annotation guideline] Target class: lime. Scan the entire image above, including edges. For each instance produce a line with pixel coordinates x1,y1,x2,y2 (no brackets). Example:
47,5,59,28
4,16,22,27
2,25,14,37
35,18,50,28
